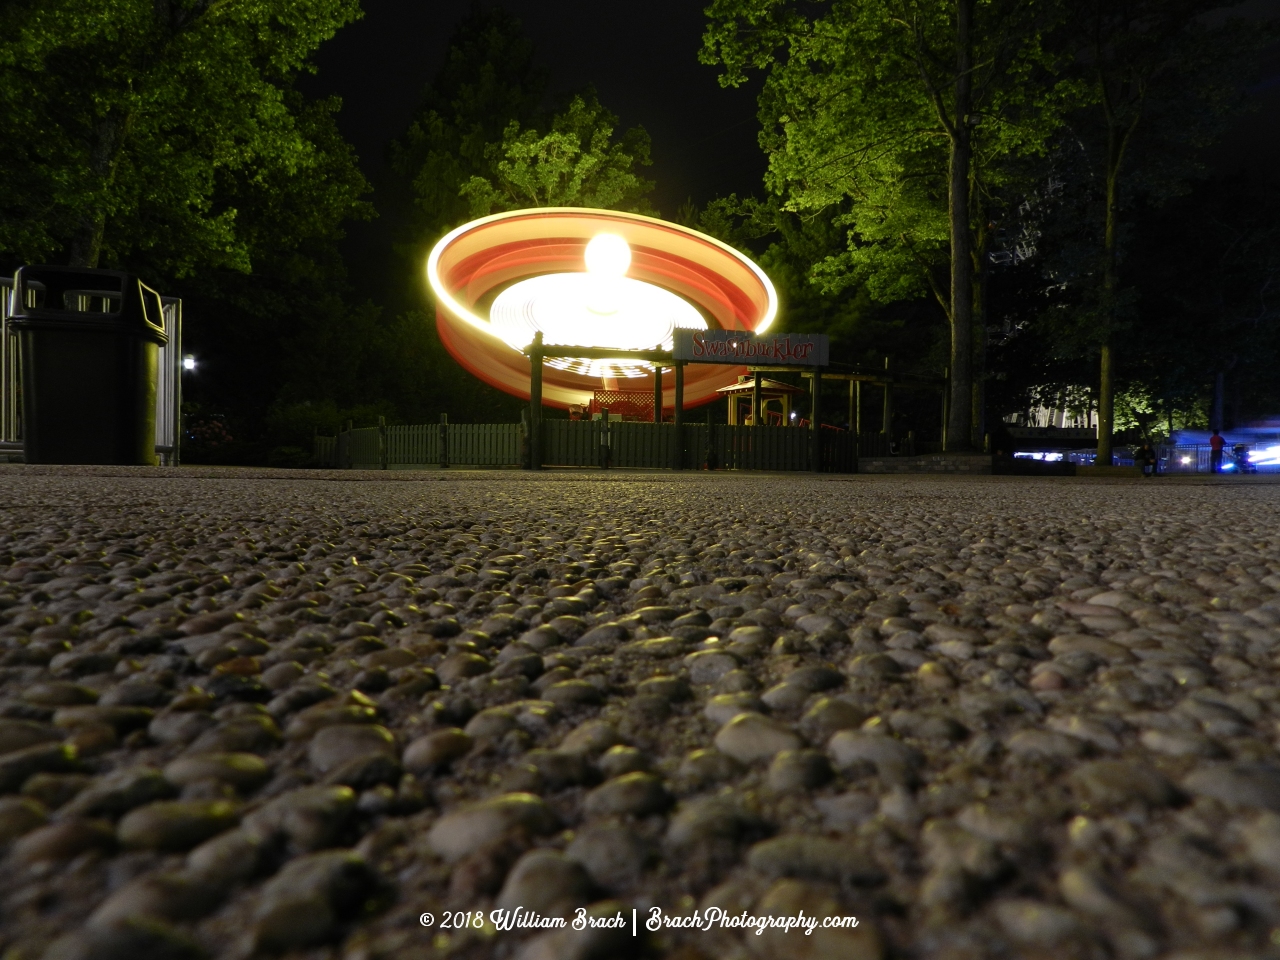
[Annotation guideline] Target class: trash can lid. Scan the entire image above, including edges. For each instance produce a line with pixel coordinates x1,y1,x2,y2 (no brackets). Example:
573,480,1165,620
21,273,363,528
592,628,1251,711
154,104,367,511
9,266,168,344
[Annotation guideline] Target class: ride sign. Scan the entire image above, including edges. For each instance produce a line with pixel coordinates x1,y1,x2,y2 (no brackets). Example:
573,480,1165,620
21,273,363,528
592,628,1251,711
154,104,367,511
674,330,829,366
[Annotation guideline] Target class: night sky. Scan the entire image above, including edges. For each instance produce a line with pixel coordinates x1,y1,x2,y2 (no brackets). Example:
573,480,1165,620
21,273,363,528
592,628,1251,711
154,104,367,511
302,0,1280,298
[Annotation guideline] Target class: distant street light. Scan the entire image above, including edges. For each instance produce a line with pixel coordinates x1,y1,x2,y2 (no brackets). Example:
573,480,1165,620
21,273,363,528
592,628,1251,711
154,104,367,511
182,355,196,371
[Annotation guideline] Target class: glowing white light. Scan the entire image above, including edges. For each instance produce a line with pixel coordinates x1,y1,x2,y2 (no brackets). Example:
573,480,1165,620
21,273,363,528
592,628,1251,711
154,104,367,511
182,355,196,371
1180,456,1191,465
1249,443,1280,466
490,273,706,379
585,234,631,277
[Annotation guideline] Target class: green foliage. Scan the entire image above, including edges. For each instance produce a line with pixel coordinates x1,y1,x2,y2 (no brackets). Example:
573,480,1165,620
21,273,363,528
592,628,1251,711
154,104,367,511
0,0,366,273
460,91,655,215
392,10,653,236
680,195,945,375
0,0,396,465
703,0,1275,442
155,84,375,454
703,0,1079,446
701,0,1071,313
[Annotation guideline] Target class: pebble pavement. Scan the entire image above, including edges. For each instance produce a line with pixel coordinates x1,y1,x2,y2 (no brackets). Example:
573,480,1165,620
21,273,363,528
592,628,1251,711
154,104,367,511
0,467,1278,960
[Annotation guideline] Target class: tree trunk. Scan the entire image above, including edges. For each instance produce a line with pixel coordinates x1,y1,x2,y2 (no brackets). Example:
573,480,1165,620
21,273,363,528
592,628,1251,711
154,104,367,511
67,216,105,269
971,192,988,450
1097,133,1122,466
1210,369,1224,431
1098,342,1113,463
66,116,124,269
945,0,974,451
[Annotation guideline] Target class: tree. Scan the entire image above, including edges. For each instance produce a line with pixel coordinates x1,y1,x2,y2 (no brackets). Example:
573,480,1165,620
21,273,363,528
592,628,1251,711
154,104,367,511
1053,0,1267,463
145,84,383,463
388,7,546,262
680,194,944,379
1120,174,1280,432
460,91,655,216
702,0,1070,449
0,0,364,274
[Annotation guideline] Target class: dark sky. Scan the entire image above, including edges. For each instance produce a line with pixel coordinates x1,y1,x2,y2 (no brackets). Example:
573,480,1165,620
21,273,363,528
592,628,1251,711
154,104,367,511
303,0,1280,298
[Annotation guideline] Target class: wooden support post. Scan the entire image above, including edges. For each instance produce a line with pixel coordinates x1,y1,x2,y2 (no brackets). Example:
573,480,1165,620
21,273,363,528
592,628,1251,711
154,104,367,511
811,366,822,472
855,380,862,435
673,361,684,469
653,364,663,423
439,413,448,469
847,380,855,433
529,332,543,470
752,371,762,427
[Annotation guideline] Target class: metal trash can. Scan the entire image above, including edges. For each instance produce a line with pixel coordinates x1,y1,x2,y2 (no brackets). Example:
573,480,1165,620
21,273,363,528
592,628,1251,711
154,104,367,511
9,266,169,465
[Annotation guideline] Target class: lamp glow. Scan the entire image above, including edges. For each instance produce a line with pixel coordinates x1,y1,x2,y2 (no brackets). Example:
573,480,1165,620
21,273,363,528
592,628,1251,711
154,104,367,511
490,273,705,379
182,355,196,371
584,234,631,277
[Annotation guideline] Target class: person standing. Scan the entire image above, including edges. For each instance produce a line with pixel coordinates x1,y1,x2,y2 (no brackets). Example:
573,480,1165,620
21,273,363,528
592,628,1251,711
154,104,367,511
1139,441,1157,477
1209,429,1225,473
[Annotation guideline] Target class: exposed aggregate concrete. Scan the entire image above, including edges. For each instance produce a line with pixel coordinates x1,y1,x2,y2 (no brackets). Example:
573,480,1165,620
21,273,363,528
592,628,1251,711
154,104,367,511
0,469,1277,959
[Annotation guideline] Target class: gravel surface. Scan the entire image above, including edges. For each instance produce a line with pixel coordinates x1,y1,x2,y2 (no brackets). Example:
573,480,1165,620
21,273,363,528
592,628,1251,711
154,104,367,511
0,467,1278,960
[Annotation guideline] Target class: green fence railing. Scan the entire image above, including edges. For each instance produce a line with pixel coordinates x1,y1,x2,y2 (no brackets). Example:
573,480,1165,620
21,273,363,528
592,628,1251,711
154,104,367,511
319,421,523,469
316,419,896,473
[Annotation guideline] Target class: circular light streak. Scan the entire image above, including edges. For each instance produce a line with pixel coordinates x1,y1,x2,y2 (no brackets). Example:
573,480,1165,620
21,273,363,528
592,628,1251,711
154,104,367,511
427,208,778,409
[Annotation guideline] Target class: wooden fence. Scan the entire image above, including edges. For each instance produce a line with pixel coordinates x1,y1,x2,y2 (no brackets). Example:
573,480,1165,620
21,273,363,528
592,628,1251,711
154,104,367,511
320,422,522,469
337,426,384,470
612,421,678,469
316,419,905,473
694,424,815,471
542,420,606,468
384,422,520,467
